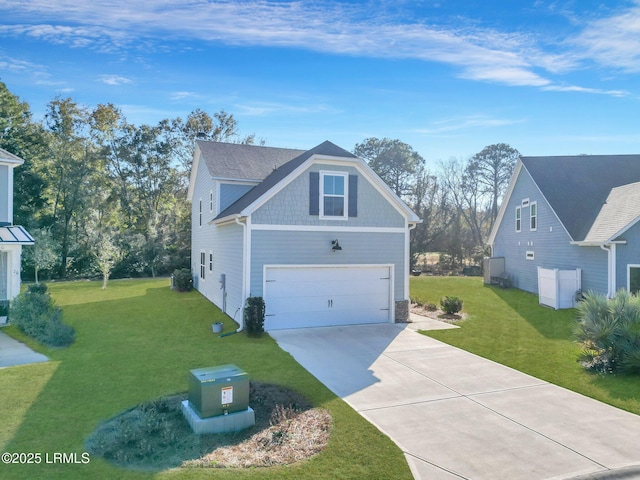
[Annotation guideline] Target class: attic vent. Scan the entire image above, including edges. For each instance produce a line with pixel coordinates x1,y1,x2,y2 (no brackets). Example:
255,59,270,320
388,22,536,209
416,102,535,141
522,198,530,207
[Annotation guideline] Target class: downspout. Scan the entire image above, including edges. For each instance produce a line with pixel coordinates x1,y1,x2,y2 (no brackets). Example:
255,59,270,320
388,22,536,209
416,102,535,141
406,222,418,300
600,244,614,298
234,215,247,332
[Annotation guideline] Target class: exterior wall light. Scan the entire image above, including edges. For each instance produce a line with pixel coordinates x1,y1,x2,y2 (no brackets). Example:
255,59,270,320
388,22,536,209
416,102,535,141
331,239,342,252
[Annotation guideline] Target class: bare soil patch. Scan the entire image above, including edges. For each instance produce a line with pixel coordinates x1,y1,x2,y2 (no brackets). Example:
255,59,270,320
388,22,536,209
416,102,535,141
85,382,331,471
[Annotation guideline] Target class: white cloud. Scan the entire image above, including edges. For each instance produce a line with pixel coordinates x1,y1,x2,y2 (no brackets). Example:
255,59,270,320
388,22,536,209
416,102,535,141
415,115,526,135
573,2,640,72
233,100,338,117
98,74,132,86
170,91,199,101
0,0,633,93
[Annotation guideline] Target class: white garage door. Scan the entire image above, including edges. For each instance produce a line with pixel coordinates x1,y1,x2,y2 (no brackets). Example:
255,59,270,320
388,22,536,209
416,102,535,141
263,265,392,330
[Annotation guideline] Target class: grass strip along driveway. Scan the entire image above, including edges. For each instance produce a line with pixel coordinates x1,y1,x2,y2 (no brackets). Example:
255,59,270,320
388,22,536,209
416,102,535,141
0,278,412,480
411,276,640,417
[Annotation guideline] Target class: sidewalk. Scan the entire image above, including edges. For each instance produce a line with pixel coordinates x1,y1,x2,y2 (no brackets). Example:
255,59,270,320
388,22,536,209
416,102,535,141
0,331,49,368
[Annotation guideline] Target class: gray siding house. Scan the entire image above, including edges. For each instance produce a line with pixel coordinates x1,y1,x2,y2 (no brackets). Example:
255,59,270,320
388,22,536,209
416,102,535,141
187,140,420,331
0,148,34,308
488,155,640,300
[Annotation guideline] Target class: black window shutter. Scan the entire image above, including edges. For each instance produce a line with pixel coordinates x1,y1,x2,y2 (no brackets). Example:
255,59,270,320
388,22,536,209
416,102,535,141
348,174,358,217
309,171,319,215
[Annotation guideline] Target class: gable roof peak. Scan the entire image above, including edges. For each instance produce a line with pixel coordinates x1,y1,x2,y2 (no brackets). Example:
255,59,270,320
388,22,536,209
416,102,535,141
520,154,640,241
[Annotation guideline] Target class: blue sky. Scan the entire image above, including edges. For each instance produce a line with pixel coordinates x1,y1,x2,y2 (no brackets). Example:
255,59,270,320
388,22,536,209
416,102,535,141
1,0,640,164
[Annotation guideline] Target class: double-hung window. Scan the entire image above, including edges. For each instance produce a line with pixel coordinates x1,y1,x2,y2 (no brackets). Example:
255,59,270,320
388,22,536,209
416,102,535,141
530,202,537,231
515,206,521,232
320,172,348,219
200,251,206,280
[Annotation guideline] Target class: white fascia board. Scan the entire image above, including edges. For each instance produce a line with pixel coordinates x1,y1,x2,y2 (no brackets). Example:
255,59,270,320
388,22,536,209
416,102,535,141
488,160,573,245
210,214,244,226
487,160,521,246
0,158,24,167
240,153,421,223
250,224,406,233
571,240,627,247
186,145,202,202
606,214,640,243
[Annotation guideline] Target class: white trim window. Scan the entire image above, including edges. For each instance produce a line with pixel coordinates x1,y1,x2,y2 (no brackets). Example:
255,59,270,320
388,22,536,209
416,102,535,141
530,201,537,231
515,206,521,232
628,265,640,294
209,191,214,212
209,250,213,272
199,199,203,227
320,171,348,219
200,251,206,280
526,251,535,260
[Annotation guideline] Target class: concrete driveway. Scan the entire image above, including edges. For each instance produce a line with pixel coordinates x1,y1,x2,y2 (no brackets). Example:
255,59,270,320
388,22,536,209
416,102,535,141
270,320,640,480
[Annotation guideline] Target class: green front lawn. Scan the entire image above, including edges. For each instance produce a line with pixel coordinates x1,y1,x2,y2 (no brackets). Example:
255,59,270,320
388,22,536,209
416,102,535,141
411,276,640,415
0,279,412,480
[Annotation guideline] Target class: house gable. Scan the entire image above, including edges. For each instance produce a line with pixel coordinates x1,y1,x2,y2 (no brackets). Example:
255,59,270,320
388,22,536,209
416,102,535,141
519,155,640,242
251,162,407,228
213,141,419,226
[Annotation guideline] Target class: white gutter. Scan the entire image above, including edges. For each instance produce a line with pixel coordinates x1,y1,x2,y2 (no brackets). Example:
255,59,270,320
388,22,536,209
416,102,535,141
234,215,247,332
406,222,418,300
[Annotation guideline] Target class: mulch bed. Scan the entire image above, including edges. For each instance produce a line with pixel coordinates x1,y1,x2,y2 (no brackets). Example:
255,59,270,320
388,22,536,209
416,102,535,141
85,381,331,471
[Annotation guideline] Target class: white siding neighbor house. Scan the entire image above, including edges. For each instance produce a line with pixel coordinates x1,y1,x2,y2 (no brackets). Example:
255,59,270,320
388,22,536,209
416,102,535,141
187,140,420,331
0,148,34,307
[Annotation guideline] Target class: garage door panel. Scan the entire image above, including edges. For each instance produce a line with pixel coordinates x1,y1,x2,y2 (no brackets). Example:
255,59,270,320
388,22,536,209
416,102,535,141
264,265,392,330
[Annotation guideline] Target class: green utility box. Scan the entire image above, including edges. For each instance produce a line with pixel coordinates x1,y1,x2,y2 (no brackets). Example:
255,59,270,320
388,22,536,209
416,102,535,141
188,364,249,418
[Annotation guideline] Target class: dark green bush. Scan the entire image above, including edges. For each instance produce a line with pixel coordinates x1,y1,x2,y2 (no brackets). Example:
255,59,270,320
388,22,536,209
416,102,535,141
0,300,9,317
172,268,192,292
576,290,640,374
244,296,265,337
440,296,463,315
9,283,75,348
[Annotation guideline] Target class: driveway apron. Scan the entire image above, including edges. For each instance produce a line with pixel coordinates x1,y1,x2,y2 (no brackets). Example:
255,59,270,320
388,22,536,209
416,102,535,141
270,322,640,480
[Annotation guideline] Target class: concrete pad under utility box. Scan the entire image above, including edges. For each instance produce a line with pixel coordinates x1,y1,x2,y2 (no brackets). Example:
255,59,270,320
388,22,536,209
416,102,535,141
181,401,255,434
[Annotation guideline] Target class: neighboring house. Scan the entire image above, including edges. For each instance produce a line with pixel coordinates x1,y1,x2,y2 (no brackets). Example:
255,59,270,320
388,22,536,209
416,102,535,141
187,140,421,331
0,148,34,304
488,154,640,303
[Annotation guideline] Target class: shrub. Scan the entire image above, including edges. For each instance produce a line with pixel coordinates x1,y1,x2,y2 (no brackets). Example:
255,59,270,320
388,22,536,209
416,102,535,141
575,289,640,374
9,283,75,348
425,303,438,312
0,300,9,317
172,268,192,292
244,296,265,337
440,296,463,315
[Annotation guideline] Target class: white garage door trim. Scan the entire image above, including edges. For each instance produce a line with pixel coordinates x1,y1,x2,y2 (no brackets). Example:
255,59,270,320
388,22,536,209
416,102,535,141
263,264,394,331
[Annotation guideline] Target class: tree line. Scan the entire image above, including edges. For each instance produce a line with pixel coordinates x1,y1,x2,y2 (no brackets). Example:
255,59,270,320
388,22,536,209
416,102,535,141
1,81,518,283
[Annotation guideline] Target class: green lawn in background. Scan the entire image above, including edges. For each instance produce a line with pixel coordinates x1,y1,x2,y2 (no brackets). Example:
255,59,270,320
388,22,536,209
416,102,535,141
411,275,640,415
0,278,412,480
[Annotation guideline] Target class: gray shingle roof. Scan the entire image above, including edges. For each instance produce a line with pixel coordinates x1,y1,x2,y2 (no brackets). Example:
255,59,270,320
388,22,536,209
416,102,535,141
521,155,640,241
214,140,357,221
196,141,305,180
